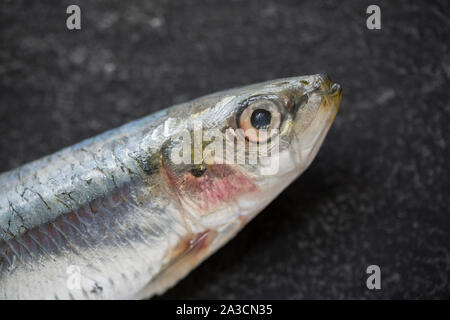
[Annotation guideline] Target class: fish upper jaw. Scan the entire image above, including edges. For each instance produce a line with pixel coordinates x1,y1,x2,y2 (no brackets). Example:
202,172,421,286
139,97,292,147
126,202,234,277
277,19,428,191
291,74,342,172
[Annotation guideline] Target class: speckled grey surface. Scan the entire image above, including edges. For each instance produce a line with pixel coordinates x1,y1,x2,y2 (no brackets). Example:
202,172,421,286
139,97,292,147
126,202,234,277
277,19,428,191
0,0,449,299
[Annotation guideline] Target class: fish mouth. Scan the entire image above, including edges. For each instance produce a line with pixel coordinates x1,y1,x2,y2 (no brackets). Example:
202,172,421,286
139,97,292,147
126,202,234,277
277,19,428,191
319,73,342,109
292,74,342,171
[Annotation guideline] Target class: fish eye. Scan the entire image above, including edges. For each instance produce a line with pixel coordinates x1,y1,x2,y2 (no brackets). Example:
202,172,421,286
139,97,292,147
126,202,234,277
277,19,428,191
250,109,271,129
238,99,281,142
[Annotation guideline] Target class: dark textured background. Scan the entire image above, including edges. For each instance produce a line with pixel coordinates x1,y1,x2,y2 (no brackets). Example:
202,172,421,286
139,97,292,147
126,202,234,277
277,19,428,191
0,0,449,299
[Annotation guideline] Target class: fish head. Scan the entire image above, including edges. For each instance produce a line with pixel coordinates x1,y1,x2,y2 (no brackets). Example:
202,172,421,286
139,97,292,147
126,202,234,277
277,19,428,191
162,74,342,229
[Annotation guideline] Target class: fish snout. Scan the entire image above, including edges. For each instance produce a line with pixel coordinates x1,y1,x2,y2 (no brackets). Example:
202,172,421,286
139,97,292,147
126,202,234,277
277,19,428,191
291,74,342,170
316,74,342,98
314,74,342,115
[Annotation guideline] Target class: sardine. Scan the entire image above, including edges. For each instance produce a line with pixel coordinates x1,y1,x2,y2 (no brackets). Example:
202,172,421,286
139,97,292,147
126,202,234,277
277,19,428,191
0,75,342,299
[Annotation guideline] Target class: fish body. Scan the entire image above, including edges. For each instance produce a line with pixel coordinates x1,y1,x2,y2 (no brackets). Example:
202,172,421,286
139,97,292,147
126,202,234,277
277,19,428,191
0,75,342,299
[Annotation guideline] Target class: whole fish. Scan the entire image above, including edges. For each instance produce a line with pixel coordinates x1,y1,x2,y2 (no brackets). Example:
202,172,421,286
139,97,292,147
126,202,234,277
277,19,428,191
0,74,342,299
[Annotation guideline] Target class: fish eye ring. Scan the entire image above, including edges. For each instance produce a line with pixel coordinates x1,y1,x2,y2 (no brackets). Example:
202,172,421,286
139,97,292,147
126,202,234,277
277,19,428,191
238,99,281,142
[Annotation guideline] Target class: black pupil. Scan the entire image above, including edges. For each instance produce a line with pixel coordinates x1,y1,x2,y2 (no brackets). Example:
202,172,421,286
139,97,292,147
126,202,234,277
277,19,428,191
250,109,272,129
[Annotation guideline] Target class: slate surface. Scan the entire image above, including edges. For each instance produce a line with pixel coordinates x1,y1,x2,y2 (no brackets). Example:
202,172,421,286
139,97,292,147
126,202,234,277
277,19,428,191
0,0,448,299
